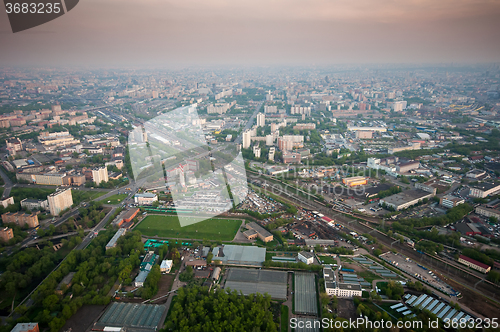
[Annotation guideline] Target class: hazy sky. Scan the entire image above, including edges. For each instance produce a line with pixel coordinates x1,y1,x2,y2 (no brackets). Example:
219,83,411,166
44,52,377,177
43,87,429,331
1,0,500,67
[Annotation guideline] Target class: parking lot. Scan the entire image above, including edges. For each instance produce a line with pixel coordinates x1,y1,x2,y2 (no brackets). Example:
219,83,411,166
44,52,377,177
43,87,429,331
380,252,458,296
239,190,285,214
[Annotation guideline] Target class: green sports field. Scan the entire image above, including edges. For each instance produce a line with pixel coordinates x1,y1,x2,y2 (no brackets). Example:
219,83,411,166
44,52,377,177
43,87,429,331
135,215,242,241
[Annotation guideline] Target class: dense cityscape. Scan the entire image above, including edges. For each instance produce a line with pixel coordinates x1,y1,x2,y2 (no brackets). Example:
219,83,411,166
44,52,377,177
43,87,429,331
0,65,498,332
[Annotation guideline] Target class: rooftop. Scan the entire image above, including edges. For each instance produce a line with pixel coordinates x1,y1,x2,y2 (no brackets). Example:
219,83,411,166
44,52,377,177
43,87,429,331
459,255,490,269
105,228,127,248
339,283,362,290
11,323,38,332
381,189,432,206
470,182,500,191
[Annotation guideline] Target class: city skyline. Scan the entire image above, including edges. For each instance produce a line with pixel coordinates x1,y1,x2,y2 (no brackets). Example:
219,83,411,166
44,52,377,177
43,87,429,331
1,0,500,67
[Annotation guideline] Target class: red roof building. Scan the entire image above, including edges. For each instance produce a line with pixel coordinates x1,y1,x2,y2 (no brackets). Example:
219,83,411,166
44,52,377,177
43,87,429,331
458,255,491,273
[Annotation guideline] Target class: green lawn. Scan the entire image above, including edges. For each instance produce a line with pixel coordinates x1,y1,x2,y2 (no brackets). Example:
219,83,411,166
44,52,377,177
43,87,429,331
104,194,128,205
318,255,337,265
72,190,107,205
136,215,242,241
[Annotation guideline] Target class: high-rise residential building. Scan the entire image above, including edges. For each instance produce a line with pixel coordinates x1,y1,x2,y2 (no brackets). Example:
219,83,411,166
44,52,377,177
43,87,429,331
264,105,278,113
48,188,73,216
392,100,407,112
265,134,274,146
290,106,311,116
253,145,261,158
87,167,109,185
242,130,252,149
268,147,275,161
0,227,14,242
256,113,265,127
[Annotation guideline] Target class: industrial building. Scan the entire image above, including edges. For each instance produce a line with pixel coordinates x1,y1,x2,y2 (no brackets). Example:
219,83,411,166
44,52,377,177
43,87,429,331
48,188,73,216
468,182,500,198
294,272,318,315
342,176,367,187
379,189,435,211
323,267,362,298
245,222,274,242
466,169,487,179
212,244,266,266
355,130,373,139
113,208,140,227
105,228,127,250
134,193,158,205
298,251,315,265
458,255,491,273
475,205,500,220
94,302,166,331
224,268,287,300
396,160,420,173
440,195,465,208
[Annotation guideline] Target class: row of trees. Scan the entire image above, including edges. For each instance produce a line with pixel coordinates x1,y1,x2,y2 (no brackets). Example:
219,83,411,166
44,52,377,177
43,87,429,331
163,286,278,332
13,230,146,332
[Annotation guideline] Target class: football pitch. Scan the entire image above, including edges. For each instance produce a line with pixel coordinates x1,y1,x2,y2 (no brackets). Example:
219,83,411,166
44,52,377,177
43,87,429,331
135,215,242,241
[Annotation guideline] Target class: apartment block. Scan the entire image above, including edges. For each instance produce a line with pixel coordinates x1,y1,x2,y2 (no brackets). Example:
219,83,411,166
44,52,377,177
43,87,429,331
0,227,14,242
48,188,73,216
1,212,39,228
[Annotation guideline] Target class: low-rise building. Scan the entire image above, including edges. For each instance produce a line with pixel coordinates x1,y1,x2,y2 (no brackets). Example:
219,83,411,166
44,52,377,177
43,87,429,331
20,198,48,211
245,222,274,242
379,189,434,211
10,323,39,332
468,182,500,198
397,160,420,173
1,212,38,228
243,228,258,240
440,195,465,208
113,208,140,227
0,196,14,208
56,272,76,295
323,267,362,297
105,228,127,250
476,205,500,220
298,251,315,265
160,260,173,273
466,169,487,179
282,152,301,164
134,193,158,205
342,176,367,187
458,255,491,273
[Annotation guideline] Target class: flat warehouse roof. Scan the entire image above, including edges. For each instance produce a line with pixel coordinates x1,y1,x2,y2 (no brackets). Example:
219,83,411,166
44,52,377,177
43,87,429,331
224,268,287,300
95,303,166,331
294,272,318,315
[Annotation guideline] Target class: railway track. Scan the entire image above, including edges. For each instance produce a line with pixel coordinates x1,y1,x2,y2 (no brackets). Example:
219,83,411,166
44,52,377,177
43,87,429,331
248,174,500,309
